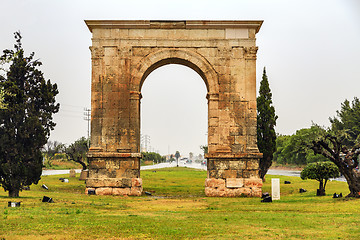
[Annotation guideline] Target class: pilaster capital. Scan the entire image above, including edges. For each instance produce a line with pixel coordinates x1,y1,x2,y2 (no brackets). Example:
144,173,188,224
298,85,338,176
244,46,258,60
206,92,219,101
89,46,104,58
130,91,142,100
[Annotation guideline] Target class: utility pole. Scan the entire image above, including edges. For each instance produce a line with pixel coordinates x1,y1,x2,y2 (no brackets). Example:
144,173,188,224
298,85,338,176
84,108,91,148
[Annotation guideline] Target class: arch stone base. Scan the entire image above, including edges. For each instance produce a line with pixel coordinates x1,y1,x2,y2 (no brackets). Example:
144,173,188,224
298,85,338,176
205,153,262,197
85,20,263,197
85,152,142,196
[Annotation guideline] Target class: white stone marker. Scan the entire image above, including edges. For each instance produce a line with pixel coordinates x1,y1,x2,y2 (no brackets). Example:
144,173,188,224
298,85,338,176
271,178,280,200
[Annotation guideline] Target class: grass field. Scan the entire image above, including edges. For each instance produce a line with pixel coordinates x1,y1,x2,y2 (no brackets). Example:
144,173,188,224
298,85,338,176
1,167,359,239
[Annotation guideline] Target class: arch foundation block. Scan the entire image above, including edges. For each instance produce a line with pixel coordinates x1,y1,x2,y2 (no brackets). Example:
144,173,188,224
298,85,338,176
205,153,263,197
85,152,143,196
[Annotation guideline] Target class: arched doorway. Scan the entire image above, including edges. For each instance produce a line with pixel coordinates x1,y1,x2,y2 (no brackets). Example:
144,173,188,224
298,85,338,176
85,20,263,197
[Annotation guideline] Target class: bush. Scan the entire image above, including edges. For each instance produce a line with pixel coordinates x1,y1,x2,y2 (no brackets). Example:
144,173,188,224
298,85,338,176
301,161,340,196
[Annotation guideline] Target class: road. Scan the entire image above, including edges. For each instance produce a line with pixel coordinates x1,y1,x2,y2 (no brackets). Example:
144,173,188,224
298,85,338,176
42,162,205,176
42,163,346,182
42,169,82,176
141,161,206,170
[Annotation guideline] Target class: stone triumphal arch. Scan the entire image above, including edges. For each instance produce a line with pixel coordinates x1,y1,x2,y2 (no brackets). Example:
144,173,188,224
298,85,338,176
85,20,263,197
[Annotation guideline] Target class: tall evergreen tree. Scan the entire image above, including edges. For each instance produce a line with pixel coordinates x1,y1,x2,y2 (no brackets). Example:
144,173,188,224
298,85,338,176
257,67,277,180
0,32,59,197
329,97,360,146
0,87,7,109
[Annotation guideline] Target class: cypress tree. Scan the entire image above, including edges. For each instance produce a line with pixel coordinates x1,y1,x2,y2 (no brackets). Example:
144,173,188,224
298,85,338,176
0,32,59,197
257,67,277,180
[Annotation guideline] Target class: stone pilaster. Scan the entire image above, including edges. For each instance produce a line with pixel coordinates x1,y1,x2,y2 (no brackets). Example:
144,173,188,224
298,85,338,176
86,152,143,196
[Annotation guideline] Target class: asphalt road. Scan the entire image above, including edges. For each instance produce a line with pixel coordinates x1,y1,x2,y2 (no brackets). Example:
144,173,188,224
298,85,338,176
42,169,82,176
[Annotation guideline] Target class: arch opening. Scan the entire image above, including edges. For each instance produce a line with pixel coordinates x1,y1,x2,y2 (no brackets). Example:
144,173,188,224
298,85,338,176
140,63,208,158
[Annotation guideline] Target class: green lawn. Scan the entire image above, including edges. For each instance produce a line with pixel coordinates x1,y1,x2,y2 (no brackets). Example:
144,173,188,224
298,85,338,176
0,167,359,239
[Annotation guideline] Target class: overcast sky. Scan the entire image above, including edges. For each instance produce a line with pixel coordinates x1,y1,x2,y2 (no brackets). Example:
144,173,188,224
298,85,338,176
1,0,359,156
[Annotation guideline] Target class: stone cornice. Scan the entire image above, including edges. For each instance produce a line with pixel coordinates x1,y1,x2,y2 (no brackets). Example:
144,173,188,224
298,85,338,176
85,20,263,33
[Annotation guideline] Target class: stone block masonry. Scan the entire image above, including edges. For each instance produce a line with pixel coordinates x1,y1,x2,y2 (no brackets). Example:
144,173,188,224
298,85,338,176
85,20,263,197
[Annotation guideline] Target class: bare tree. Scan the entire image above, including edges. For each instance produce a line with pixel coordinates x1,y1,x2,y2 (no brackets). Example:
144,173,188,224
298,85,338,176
65,137,89,170
311,132,360,198
42,141,65,167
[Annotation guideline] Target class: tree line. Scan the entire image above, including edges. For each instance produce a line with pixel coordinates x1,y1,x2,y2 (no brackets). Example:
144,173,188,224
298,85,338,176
273,97,360,167
141,151,166,164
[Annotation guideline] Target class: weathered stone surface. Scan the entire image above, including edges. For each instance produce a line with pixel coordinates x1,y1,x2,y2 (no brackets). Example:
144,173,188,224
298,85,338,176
90,168,113,179
224,170,238,178
85,20,264,197
132,178,142,187
113,187,130,196
69,169,76,178
86,177,134,188
251,187,262,197
90,160,106,169
103,178,122,188
130,187,143,196
96,187,113,195
86,178,103,187
244,178,263,188
129,169,141,178
205,186,254,197
242,170,259,178
79,170,89,180
122,178,132,188
246,159,259,170
229,160,246,170
226,178,244,188
205,178,225,189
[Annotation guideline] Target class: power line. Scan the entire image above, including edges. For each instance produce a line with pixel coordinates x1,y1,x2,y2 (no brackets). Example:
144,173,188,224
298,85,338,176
61,109,83,114
62,103,88,109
